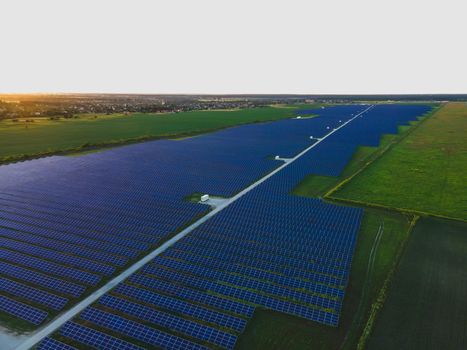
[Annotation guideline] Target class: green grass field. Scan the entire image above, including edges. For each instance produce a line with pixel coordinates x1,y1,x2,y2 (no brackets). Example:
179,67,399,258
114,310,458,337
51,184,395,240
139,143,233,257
332,102,467,220
0,105,316,161
235,208,413,350
292,124,416,198
367,218,467,350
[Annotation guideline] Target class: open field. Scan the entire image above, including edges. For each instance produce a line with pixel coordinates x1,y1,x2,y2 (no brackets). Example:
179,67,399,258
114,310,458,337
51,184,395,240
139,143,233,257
292,128,413,198
332,102,467,220
0,105,316,161
236,208,414,350
368,218,467,350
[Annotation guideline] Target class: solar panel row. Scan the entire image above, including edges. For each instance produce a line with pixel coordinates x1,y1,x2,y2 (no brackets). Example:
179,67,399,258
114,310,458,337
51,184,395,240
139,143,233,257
0,237,115,275
0,209,149,251
0,295,48,325
113,284,246,332
0,276,67,311
165,249,344,294
128,273,255,317
98,295,237,349
37,338,77,350
0,214,139,259
0,225,128,267
0,248,100,286
149,256,342,303
165,248,345,288
0,192,164,244
59,321,144,350
0,260,84,297
80,307,210,350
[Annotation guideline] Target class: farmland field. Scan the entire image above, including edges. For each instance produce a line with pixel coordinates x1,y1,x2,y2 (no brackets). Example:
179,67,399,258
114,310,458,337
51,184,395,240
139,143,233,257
0,105,315,161
332,102,467,220
367,218,467,350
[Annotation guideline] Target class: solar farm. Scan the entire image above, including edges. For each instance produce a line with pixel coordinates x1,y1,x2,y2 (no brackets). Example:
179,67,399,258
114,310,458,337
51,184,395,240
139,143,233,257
0,104,438,349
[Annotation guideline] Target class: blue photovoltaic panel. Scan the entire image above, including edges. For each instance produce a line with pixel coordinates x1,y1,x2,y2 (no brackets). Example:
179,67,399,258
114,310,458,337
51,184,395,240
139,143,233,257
165,248,345,288
37,337,77,350
0,225,128,267
164,249,344,294
0,276,67,311
0,260,85,297
0,215,137,260
0,209,150,252
0,295,48,325
113,284,246,332
0,237,114,275
99,295,237,349
60,321,143,350
0,214,140,259
80,307,210,350
0,248,101,285
0,192,162,243
142,263,339,313
148,257,340,307
129,273,255,317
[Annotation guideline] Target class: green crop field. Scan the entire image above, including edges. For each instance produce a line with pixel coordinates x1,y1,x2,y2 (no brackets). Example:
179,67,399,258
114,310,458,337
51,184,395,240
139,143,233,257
332,102,467,220
367,218,467,350
292,125,416,198
0,105,316,161
236,208,414,350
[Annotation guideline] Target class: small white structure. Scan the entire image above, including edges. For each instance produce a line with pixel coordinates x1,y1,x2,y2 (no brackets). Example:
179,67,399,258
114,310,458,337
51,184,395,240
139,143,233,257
296,116,302,119
274,155,280,160
200,194,210,202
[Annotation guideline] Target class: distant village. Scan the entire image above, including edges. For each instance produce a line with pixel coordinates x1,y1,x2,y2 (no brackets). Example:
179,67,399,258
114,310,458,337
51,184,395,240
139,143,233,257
1,93,460,121
0,94,284,120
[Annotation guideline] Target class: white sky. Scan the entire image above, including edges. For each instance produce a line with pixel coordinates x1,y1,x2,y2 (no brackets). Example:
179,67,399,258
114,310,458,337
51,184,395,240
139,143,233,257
1,0,466,94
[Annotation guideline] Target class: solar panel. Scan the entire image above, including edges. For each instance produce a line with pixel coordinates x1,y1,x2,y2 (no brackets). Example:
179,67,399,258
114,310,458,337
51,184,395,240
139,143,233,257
0,295,48,325
0,260,85,297
113,284,246,332
0,237,115,275
0,214,139,259
129,273,254,317
60,321,143,350
0,276,67,310
149,257,340,307
0,248,101,285
37,338,77,350
0,209,150,251
0,225,128,267
80,307,210,350
99,295,237,349
164,249,344,294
